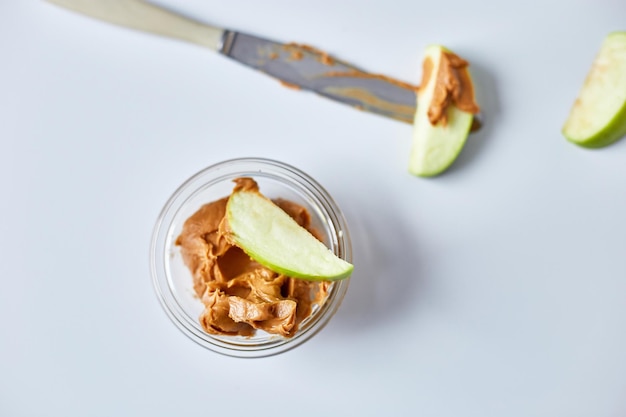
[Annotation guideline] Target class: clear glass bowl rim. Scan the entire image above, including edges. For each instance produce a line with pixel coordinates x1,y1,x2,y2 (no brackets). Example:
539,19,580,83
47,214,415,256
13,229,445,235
150,157,352,358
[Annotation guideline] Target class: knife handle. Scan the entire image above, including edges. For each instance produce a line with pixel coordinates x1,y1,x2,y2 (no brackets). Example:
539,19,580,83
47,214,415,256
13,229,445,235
47,0,225,51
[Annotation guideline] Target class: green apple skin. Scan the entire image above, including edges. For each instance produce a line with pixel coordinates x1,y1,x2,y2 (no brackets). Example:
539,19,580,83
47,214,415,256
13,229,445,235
226,188,353,282
563,31,626,148
408,45,475,177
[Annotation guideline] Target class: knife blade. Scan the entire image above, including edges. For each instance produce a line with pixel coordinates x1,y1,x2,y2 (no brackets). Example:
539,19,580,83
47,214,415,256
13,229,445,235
45,0,418,123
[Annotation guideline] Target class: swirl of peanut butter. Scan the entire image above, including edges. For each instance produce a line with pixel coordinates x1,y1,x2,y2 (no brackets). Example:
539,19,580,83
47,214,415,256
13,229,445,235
422,51,480,126
175,178,329,337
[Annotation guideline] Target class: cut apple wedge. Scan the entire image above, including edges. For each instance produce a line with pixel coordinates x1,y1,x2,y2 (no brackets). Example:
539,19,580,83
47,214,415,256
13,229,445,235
562,31,626,148
408,45,480,177
224,180,353,281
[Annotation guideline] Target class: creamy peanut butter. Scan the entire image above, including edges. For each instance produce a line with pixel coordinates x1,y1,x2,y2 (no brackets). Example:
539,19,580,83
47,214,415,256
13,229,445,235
283,43,335,65
422,51,480,126
175,178,329,338
323,70,419,92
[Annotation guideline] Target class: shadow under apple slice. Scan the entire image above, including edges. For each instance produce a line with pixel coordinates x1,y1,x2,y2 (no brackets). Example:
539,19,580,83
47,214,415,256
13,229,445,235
440,59,501,177
328,191,429,335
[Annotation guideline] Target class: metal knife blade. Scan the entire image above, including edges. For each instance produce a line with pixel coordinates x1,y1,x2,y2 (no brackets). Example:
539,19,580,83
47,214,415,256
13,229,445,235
45,0,418,123
220,32,417,123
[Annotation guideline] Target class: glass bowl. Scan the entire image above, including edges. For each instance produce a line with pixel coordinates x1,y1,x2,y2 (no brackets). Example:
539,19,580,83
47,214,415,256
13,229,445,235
150,158,352,358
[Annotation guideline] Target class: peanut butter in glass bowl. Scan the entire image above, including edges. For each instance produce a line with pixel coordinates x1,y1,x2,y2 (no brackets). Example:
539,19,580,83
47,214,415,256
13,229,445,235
150,158,352,358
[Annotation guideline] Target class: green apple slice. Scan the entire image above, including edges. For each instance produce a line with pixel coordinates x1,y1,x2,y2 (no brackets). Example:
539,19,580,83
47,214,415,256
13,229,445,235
408,45,479,177
225,186,353,281
562,31,626,148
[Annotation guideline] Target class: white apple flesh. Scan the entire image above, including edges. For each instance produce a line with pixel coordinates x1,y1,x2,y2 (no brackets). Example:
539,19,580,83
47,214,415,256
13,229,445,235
225,187,353,282
409,45,478,177
563,31,626,148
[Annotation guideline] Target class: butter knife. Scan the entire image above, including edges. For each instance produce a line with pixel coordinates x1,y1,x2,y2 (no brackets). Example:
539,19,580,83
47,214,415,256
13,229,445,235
45,0,418,123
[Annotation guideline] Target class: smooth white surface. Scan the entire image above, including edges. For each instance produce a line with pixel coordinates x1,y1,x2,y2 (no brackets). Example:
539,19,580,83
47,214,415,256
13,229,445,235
2,1,626,416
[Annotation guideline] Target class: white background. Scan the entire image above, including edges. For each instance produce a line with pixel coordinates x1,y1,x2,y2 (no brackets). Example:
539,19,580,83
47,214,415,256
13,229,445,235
2,1,626,416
